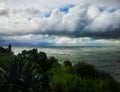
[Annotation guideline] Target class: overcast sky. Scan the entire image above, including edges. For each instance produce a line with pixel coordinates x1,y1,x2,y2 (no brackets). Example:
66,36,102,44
0,0,120,46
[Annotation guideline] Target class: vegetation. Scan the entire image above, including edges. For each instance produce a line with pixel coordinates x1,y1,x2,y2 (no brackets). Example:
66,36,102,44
0,45,120,92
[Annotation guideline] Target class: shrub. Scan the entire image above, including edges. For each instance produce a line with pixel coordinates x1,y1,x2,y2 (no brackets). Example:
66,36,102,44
50,73,112,92
63,60,72,67
73,62,98,79
0,59,48,92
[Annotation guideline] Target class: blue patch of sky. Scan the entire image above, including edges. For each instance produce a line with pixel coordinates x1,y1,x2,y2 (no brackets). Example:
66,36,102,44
44,12,51,17
99,7,117,13
60,5,74,13
109,8,117,13
99,7,106,12
44,5,74,18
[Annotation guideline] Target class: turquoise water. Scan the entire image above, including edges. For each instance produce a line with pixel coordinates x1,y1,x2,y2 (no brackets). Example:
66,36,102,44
12,46,120,81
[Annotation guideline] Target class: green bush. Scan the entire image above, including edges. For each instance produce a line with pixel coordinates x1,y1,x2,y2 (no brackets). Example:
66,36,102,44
0,53,15,63
0,59,47,92
73,62,99,79
49,63,120,92
50,73,112,92
63,60,72,67
0,47,119,92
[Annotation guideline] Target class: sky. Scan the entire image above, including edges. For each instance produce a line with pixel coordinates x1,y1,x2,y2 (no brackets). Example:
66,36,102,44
0,0,120,46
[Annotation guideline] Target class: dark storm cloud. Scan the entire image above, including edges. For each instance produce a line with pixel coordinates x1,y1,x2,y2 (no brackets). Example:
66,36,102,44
74,28,120,39
38,28,120,39
0,9,8,16
0,0,9,16
0,0,120,41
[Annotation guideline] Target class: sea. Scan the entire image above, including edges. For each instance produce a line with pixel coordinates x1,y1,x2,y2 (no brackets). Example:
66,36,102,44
12,46,120,81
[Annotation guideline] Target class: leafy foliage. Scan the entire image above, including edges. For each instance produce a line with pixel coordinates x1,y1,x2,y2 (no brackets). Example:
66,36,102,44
18,49,58,72
73,62,111,79
63,60,72,67
0,46,119,92
0,59,46,92
50,73,112,92
0,53,15,63
49,65,113,92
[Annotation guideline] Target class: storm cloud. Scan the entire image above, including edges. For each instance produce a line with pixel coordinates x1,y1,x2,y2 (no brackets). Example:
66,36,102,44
0,0,120,46
0,0,9,16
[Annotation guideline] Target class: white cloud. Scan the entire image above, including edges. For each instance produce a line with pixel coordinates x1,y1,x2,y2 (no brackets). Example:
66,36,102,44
85,10,120,32
0,0,120,45
0,15,39,35
55,37,76,44
2,34,120,46
7,0,81,9
7,0,120,11
87,0,120,9
86,5,100,22
0,0,9,16
12,8,43,19
0,1,120,37
62,4,87,31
